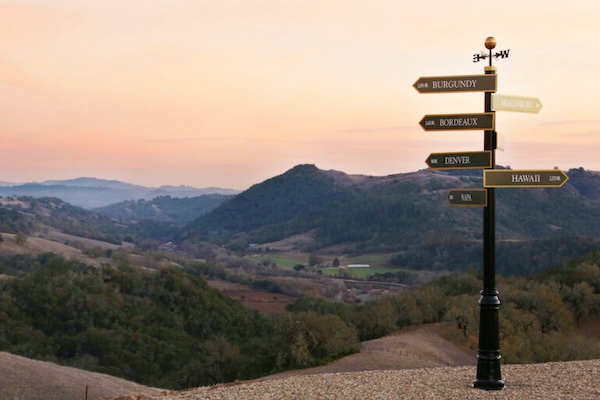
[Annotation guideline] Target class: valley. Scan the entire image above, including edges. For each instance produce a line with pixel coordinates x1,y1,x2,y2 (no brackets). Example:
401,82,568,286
0,165,598,396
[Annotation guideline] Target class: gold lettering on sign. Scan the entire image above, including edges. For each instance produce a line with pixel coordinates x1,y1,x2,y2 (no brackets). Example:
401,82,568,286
432,80,478,89
461,194,472,201
444,156,471,165
439,118,479,127
511,174,541,183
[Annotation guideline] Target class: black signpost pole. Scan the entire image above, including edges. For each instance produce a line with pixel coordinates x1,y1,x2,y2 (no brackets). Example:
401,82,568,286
474,37,505,390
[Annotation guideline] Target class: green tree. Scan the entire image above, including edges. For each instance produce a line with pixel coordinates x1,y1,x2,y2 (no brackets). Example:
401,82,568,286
14,232,27,245
277,311,359,368
354,299,397,340
560,282,597,325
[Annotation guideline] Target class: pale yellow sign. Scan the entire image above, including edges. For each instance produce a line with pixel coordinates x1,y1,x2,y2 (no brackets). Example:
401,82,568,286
491,94,542,113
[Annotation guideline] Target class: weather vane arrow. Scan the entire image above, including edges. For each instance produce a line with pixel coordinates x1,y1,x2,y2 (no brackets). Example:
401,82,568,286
473,48,510,63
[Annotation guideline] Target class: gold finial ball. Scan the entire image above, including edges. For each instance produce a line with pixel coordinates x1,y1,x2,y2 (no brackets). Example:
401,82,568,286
485,37,497,50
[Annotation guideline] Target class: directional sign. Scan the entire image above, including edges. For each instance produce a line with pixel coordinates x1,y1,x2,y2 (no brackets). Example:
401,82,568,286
483,170,569,188
448,189,488,207
419,113,495,131
413,74,497,93
492,94,542,113
426,150,492,170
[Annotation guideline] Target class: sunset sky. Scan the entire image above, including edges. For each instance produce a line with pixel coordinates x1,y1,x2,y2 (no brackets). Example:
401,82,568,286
1,1,598,189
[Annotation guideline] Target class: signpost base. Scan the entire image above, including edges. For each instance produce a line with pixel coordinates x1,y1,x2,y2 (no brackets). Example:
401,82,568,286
474,377,505,391
473,288,505,390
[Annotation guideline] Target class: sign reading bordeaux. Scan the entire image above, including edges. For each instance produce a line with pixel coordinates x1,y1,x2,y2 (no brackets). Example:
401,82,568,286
413,74,497,93
484,170,569,188
419,113,494,131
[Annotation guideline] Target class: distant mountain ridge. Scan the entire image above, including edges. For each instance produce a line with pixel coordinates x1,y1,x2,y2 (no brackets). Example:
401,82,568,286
184,164,600,275
0,177,239,209
94,194,233,225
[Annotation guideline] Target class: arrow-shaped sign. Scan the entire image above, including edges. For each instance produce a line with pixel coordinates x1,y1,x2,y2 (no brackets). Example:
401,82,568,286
492,94,542,113
419,113,495,131
483,170,569,188
413,74,497,93
448,189,488,207
426,151,492,170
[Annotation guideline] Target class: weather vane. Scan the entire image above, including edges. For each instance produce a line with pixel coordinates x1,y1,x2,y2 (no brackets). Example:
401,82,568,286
473,37,510,64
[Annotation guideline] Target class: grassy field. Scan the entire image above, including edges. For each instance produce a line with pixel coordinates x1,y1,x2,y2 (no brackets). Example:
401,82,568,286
248,252,402,278
248,253,307,269
320,266,395,278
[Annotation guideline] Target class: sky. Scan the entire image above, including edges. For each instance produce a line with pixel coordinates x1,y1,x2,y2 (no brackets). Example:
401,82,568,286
0,1,599,189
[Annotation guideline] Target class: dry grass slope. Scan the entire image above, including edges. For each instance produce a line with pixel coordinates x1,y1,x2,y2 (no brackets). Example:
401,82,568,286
0,352,162,400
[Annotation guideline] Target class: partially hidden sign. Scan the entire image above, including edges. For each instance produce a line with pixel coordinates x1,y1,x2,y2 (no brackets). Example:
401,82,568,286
491,94,542,113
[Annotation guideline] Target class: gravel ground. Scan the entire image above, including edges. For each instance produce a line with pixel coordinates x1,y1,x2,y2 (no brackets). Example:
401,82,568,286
133,359,599,400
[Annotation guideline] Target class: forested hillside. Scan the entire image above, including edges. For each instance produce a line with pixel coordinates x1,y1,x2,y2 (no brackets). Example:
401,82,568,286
0,254,359,389
0,197,127,245
183,165,600,275
3,165,600,276
188,166,600,245
186,164,360,243
0,196,181,247
0,251,598,389
94,194,232,225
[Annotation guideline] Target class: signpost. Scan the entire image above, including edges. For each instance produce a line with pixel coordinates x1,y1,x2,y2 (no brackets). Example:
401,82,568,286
413,74,497,93
492,94,543,113
426,151,492,170
477,44,503,390
484,169,569,188
416,37,563,390
419,113,495,131
448,189,488,207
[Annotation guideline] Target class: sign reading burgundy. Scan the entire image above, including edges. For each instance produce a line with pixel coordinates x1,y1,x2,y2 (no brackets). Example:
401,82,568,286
413,74,497,93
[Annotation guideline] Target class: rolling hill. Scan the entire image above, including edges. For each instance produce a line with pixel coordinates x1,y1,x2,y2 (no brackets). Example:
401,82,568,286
94,194,232,225
182,164,600,275
0,177,238,209
0,324,472,400
0,351,161,400
2,165,600,276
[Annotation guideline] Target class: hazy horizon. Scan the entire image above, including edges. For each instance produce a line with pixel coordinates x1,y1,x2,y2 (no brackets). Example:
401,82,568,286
1,1,598,190
0,163,597,192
